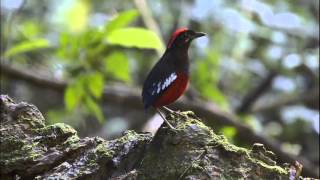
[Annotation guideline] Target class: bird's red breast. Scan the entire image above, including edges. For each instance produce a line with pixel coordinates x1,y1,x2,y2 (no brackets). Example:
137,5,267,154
153,72,188,108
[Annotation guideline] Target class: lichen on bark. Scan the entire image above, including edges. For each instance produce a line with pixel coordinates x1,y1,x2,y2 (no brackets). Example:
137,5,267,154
0,95,300,180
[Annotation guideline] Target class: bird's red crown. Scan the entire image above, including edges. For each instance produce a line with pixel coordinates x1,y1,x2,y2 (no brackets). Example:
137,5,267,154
167,28,188,48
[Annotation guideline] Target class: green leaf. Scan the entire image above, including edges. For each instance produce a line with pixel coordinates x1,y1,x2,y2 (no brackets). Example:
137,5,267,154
54,0,90,33
4,38,50,58
87,72,104,98
221,126,236,140
47,109,67,124
192,50,228,108
104,51,130,82
64,77,86,111
106,9,139,34
57,32,71,59
84,96,104,123
106,27,162,50
64,83,81,111
202,86,226,104
20,21,42,38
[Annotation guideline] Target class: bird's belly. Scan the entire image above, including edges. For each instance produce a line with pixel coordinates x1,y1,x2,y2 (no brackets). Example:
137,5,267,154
153,73,188,107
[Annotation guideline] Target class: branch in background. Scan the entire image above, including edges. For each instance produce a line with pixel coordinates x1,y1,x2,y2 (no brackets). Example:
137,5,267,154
295,64,318,90
0,63,318,178
0,63,66,91
251,87,319,113
251,64,319,113
236,71,277,114
2,0,27,61
133,0,165,55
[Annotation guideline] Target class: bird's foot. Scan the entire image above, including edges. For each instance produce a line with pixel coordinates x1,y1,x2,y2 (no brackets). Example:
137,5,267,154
156,108,178,131
162,106,180,116
162,118,178,131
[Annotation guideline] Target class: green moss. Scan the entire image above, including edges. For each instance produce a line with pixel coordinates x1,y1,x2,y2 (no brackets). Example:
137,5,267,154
1,120,84,173
0,137,25,153
0,140,43,173
15,104,45,128
116,130,148,144
182,111,287,176
120,130,138,141
214,135,249,154
31,123,79,149
36,123,77,136
213,127,287,176
175,112,248,155
1,138,39,159
96,143,115,159
20,142,42,158
63,134,81,149
254,159,288,175
178,117,210,131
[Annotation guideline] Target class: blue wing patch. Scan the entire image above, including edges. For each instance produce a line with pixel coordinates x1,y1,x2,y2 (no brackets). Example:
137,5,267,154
150,73,177,95
143,72,177,109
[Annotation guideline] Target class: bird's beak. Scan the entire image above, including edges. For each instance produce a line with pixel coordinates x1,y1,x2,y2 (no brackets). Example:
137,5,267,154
193,32,206,39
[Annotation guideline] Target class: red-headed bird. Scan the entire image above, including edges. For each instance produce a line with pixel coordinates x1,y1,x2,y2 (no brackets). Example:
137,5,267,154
142,28,206,129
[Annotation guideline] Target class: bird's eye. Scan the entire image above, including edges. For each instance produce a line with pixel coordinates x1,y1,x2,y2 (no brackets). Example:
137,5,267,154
183,33,189,39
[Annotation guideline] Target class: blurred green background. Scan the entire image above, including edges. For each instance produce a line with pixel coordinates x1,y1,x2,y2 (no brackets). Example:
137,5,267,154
1,0,319,177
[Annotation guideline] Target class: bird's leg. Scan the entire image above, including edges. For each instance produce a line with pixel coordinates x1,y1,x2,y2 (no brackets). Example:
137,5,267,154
162,106,174,113
161,106,180,116
156,108,177,130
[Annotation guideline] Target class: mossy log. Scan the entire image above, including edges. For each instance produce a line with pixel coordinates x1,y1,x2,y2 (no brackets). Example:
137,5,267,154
0,95,304,179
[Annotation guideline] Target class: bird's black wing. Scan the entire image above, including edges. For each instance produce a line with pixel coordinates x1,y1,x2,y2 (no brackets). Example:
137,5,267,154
142,52,177,109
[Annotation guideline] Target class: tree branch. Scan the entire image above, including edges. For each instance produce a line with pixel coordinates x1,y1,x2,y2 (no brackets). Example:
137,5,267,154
236,71,277,114
251,87,319,113
133,0,165,55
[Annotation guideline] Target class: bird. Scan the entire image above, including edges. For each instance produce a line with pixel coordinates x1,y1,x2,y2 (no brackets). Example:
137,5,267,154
142,28,206,129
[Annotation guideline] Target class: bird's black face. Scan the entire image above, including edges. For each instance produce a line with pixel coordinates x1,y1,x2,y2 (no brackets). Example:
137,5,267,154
172,30,206,48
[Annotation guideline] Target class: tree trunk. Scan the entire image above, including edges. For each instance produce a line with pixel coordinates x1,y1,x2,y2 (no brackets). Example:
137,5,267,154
0,95,304,179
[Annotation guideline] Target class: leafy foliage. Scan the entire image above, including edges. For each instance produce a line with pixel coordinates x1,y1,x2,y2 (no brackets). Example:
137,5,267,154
87,73,104,98
104,51,131,82
4,38,50,58
54,0,90,33
105,10,139,34
64,73,104,121
83,94,104,123
220,126,237,141
3,9,162,122
192,50,228,108
58,9,162,122
106,28,163,50
64,80,83,111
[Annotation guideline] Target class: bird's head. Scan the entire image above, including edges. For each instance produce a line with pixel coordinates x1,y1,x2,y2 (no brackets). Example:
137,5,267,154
167,28,206,49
